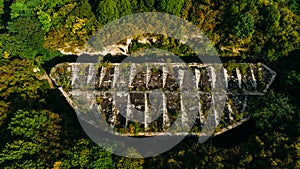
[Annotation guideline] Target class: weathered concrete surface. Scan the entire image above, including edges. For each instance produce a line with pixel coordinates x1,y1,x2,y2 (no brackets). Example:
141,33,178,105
49,62,276,136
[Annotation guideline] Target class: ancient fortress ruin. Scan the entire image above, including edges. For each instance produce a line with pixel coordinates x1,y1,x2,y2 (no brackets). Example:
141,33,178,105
50,62,276,136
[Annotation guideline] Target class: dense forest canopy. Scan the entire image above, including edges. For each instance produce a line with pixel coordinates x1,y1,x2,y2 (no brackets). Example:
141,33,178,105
0,0,299,61
0,0,299,168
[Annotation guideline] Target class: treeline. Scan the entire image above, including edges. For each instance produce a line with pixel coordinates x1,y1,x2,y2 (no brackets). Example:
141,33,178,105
0,0,299,61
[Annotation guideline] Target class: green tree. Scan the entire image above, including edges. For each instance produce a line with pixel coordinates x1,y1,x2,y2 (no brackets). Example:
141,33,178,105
97,0,132,24
60,138,115,168
158,0,185,16
9,1,33,19
0,109,61,168
0,0,4,29
264,4,281,25
260,5,300,61
4,16,48,60
43,0,98,52
116,156,144,169
144,140,225,169
36,0,71,33
97,0,119,24
0,59,49,126
233,13,255,38
236,91,299,168
143,0,155,9
117,0,132,17
250,91,295,131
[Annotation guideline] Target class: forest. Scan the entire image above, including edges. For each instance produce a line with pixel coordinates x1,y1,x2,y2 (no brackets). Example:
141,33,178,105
0,0,299,168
